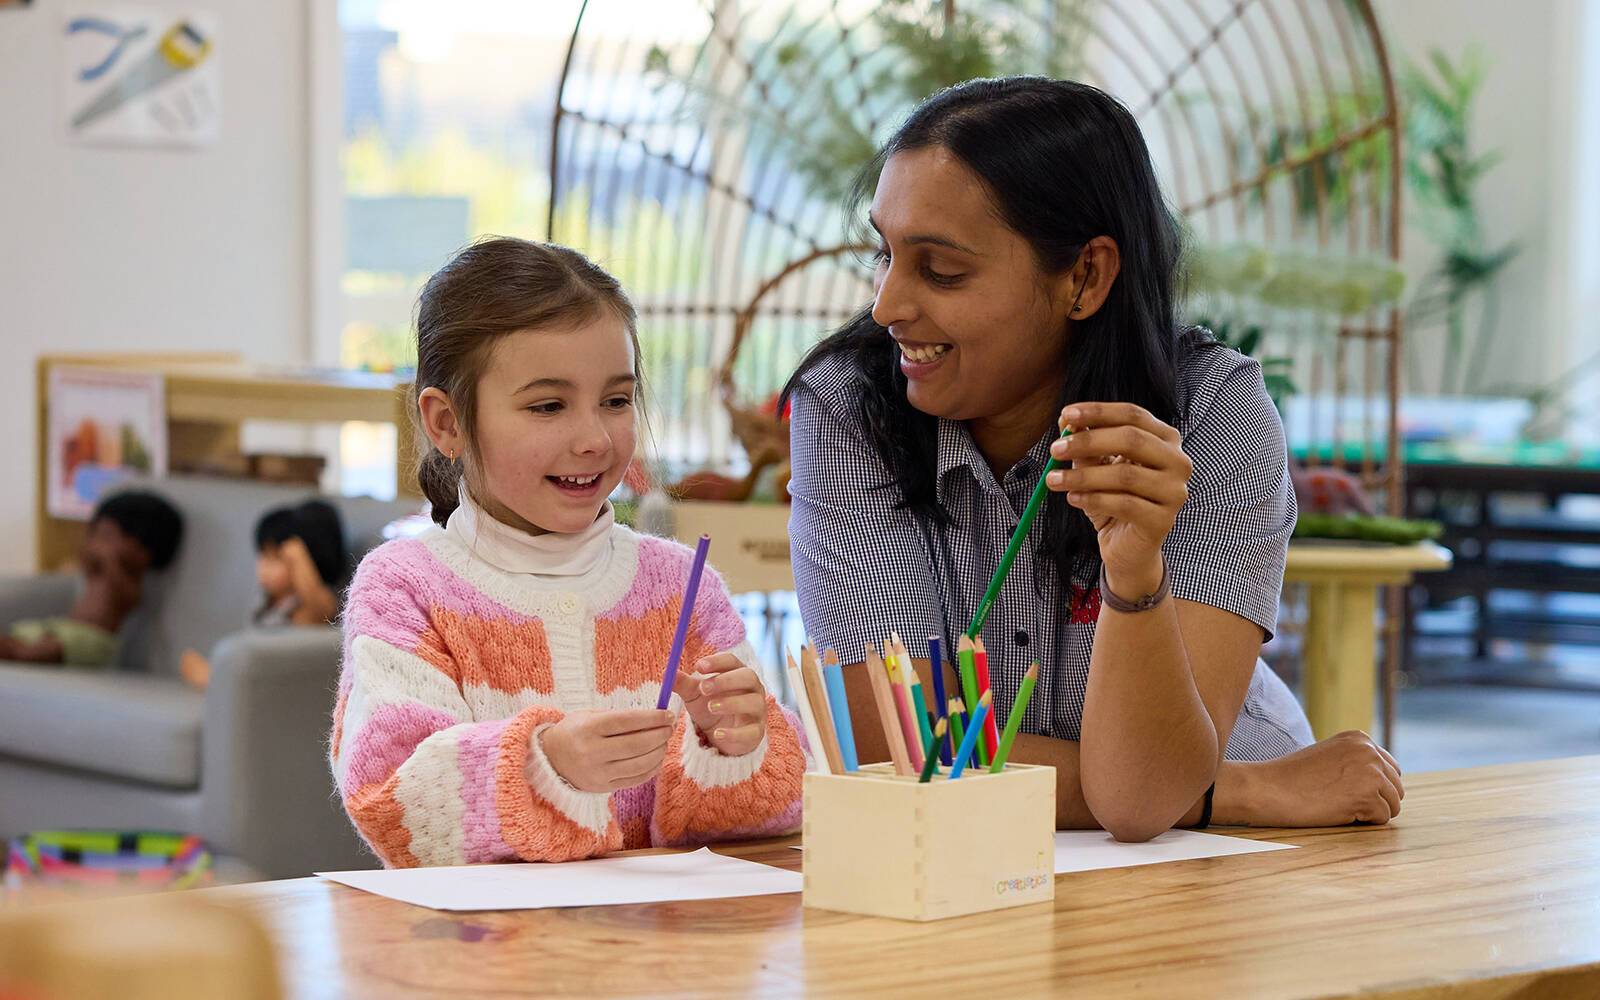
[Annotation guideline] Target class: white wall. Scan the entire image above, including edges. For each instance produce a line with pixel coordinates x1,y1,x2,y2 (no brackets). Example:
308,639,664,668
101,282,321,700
0,0,312,572
1376,0,1598,403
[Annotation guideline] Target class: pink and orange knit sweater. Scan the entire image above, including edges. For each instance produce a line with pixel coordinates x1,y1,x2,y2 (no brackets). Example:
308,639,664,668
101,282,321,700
329,514,806,867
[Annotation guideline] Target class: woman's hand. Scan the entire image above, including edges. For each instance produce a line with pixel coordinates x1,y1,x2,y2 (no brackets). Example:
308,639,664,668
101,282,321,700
1048,402,1192,597
1221,730,1405,827
537,708,674,793
673,652,769,756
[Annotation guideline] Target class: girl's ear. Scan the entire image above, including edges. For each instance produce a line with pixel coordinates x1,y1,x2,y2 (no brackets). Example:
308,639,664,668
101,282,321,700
417,387,466,460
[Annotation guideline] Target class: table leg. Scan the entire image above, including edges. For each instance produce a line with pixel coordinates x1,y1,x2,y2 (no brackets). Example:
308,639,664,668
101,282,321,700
1302,582,1380,740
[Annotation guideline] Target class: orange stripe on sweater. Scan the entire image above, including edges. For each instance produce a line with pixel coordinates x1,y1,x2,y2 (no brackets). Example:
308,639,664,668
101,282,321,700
346,779,419,868
651,699,807,844
493,708,621,861
417,608,553,696
593,602,716,696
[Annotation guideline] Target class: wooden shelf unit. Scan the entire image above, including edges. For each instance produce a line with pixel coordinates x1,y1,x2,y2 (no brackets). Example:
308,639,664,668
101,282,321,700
35,354,418,571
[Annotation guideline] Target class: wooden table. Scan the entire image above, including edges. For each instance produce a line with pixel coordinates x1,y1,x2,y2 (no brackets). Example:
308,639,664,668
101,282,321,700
195,756,1599,999
1284,541,1453,740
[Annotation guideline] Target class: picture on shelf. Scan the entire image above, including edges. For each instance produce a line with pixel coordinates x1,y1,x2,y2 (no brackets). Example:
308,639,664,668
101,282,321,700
46,367,167,520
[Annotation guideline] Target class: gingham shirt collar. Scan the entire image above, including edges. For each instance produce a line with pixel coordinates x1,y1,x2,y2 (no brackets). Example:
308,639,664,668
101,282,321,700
935,417,1057,513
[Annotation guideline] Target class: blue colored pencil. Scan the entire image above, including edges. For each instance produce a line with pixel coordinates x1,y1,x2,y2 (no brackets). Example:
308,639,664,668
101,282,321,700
948,691,992,780
820,648,859,771
927,635,952,765
656,534,709,710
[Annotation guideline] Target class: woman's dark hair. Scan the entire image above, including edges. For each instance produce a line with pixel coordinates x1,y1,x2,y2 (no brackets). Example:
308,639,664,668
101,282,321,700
256,500,347,586
784,76,1211,591
411,237,643,525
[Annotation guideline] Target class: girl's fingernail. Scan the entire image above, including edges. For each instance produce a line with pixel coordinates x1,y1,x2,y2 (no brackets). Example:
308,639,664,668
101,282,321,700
1064,407,1082,422
708,700,723,714
714,729,726,742
1048,471,1065,487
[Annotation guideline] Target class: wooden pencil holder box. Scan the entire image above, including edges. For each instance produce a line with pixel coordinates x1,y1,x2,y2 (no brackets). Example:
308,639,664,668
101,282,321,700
801,762,1056,921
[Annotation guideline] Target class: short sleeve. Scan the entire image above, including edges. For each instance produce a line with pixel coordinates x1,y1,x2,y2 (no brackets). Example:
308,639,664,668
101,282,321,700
1163,355,1295,640
787,372,943,664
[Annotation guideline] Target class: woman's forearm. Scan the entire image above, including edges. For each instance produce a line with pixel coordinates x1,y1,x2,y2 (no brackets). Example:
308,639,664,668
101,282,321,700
1080,563,1218,840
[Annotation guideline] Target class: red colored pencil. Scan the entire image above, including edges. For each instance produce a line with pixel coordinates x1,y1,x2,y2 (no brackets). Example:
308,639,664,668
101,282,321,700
972,637,999,764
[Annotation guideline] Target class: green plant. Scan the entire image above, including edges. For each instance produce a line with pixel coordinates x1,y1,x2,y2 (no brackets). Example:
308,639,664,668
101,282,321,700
1402,47,1519,396
645,1,1090,206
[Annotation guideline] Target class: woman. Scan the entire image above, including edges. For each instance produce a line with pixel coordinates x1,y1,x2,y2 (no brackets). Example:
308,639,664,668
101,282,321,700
784,77,1402,840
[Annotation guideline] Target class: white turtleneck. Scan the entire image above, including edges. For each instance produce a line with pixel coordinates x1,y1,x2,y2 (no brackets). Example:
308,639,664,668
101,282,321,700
444,484,616,581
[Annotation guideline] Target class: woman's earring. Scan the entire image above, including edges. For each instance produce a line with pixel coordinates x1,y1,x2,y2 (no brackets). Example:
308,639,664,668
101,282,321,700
1072,304,1082,313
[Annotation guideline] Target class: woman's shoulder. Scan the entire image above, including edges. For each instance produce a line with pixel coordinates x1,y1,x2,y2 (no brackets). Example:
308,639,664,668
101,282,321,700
1175,335,1271,435
790,350,868,420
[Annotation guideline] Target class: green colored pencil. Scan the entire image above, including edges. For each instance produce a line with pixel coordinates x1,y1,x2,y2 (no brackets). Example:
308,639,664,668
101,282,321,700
957,635,979,734
918,718,948,782
990,662,1039,772
948,697,966,759
967,424,1073,637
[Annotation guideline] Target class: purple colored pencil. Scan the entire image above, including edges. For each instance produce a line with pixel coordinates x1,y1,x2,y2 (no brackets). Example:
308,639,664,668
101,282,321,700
656,534,711,709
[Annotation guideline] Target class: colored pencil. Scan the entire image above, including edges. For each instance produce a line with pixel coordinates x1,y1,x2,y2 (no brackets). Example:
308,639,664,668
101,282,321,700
948,697,966,761
927,635,952,765
891,633,935,765
967,424,1073,637
785,652,832,775
884,646,925,771
657,534,710,709
957,635,980,743
991,662,1039,773
799,644,845,775
972,637,998,766
948,691,992,780
918,718,948,783
865,643,913,776
820,648,859,772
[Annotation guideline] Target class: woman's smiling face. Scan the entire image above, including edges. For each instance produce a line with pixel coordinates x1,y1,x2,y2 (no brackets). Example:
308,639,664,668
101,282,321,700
869,146,1079,423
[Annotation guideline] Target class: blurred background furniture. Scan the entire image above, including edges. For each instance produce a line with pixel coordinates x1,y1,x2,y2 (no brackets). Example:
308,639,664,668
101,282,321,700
0,476,416,879
36,353,416,572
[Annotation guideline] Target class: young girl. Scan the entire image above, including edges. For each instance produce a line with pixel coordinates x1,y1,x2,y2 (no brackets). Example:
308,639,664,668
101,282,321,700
330,238,805,867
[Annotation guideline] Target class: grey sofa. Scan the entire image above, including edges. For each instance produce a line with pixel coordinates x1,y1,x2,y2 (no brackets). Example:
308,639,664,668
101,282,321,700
0,476,419,878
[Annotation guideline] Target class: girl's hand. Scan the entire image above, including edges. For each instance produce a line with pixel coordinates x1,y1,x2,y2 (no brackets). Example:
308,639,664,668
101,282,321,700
1047,402,1192,597
536,708,674,793
673,652,768,756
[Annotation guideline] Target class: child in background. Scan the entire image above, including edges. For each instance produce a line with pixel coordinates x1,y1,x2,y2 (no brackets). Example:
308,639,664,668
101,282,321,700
330,237,805,867
180,499,346,690
0,491,183,667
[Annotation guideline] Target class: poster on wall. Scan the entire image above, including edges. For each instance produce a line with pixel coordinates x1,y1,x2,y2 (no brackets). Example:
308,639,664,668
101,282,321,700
46,367,168,521
61,9,219,147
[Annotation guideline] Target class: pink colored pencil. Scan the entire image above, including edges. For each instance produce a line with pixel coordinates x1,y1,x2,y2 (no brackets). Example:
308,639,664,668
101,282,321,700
886,651,926,771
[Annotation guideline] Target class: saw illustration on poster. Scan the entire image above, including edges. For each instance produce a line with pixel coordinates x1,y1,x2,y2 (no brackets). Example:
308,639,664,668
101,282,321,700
62,9,219,148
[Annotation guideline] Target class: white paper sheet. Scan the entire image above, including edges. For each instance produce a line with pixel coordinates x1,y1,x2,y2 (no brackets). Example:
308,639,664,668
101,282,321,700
1052,829,1294,873
317,847,802,912
789,829,1295,874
